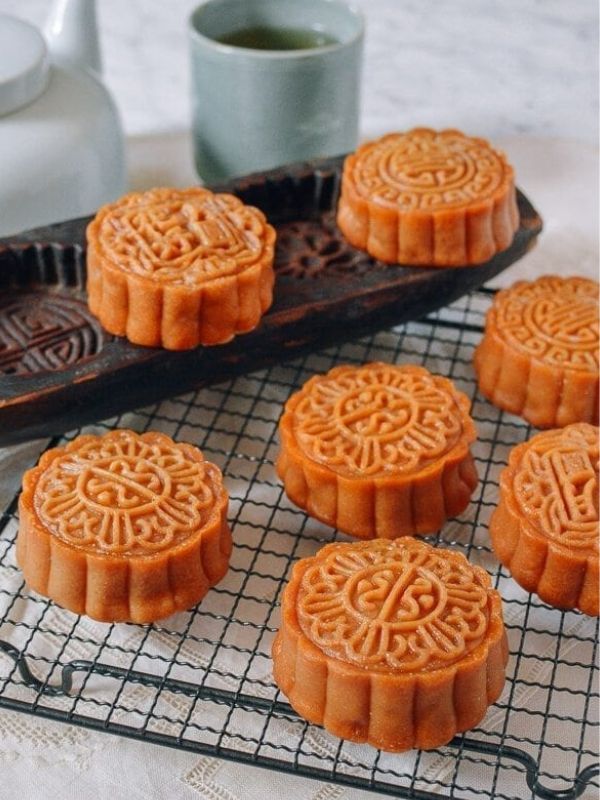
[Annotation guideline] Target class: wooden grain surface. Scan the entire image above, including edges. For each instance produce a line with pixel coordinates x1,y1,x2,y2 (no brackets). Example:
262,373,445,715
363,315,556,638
0,156,542,445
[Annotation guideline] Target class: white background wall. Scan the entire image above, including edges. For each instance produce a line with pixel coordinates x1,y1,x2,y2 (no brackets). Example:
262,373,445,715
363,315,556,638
4,0,598,142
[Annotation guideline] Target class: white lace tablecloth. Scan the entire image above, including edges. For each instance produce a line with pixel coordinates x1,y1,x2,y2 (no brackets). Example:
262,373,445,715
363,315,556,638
0,132,597,800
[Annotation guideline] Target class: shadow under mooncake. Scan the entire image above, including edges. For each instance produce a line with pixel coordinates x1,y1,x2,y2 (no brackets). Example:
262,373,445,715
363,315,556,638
277,362,478,538
17,429,232,623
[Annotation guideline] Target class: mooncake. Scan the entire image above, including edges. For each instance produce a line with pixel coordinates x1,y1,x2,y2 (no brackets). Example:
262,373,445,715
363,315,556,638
86,187,276,350
337,128,519,266
272,537,508,751
17,430,231,623
474,276,599,428
490,423,599,615
277,362,478,538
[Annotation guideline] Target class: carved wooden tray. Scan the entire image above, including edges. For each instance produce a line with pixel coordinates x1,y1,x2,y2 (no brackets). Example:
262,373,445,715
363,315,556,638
0,156,542,446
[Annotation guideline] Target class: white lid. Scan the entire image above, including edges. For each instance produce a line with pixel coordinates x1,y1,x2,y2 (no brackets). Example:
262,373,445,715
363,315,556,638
0,15,49,116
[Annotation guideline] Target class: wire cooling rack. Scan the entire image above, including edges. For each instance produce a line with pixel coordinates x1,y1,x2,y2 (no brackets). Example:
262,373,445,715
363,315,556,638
0,289,598,800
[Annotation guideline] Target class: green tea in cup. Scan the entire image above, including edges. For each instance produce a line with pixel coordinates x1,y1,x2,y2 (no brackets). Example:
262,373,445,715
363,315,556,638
216,25,339,50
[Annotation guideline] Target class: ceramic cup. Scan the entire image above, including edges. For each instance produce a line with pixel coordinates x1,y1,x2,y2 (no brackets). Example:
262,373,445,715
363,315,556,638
189,0,364,183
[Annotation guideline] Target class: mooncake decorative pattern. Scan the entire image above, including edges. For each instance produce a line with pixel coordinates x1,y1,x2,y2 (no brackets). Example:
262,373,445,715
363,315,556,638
514,425,598,550
493,276,598,370
292,363,463,476
297,539,488,671
337,128,519,266
34,432,218,554
86,187,276,349
277,363,478,538
348,131,505,211
474,276,599,428
272,537,508,752
490,423,599,615
94,189,267,283
17,430,232,623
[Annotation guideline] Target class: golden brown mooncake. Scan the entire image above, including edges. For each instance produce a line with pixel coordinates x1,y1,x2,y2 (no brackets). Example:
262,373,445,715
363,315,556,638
490,423,599,616
86,187,276,350
17,430,231,623
337,128,519,266
474,276,599,428
272,537,508,752
277,362,478,538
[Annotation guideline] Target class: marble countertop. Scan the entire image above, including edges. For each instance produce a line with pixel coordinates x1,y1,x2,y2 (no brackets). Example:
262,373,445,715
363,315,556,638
5,0,599,143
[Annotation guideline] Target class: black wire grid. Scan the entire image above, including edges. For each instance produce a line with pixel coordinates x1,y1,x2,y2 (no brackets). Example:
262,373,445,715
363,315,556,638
0,289,598,800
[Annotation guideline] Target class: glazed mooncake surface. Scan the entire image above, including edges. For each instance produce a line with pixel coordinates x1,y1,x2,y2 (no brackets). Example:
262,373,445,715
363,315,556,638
17,430,231,623
490,423,599,615
474,276,599,428
277,362,478,538
86,187,276,350
337,128,519,266
272,537,508,751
